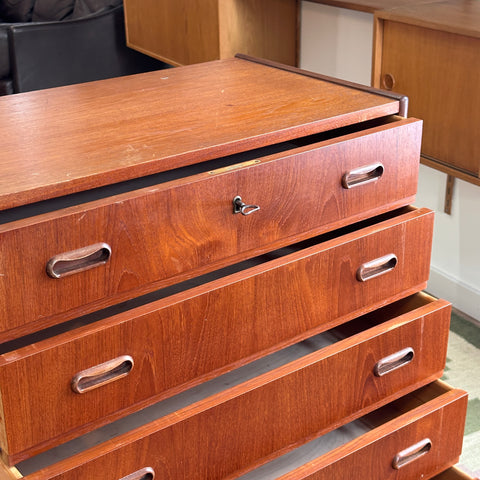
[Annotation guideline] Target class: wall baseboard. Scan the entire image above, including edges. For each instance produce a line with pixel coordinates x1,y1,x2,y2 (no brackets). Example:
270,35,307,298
426,266,480,322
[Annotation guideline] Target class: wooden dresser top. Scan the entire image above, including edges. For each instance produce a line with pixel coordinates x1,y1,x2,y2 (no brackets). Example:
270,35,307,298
0,56,400,210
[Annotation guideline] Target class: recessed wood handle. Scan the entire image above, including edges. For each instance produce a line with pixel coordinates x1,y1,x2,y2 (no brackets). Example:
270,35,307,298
374,347,414,377
118,467,155,480
71,355,134,394
46,242,111,278
342,163,384,189
357,254,397,282
392,438,432,469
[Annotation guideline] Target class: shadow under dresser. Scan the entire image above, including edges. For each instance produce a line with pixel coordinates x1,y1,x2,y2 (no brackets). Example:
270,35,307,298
0,55,473,479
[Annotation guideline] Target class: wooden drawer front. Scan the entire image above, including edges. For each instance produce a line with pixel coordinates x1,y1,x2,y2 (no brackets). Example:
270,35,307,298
4,295,450,476
242,382,468,480
0,118,421,340
2,382,468,480
0,208,434,463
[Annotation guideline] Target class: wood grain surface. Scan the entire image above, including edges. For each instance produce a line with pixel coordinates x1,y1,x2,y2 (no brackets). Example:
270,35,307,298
124,0,298,67
372,0,480,182
0,207,435,463
0,118,421,341
275,384,468,480
0,58,399,210
12,383,465,479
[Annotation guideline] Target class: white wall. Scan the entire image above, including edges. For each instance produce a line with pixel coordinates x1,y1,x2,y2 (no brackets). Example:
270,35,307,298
300,1,480,320
416,166,480,320
300,2,373,85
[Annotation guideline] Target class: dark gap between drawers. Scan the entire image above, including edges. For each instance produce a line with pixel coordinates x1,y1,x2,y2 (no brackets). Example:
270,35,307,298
0,116,399,224
0,206,412,354
13,293,434,475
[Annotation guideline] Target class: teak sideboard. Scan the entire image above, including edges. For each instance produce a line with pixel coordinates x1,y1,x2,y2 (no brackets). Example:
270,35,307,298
0,56,472,480
123,0,298,67
372,0,480,186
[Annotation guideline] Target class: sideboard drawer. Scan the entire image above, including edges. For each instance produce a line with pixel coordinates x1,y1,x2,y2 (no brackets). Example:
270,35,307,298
238,381,468,480
2,379,465,480
0,207,435,463
3,293,450,474
0,117,421,340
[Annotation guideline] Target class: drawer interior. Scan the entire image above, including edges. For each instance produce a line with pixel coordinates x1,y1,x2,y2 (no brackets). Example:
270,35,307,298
12,291,439,475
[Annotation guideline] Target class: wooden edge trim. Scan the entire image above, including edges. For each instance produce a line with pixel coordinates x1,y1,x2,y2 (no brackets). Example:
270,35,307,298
371,16,384,88
420,156,480,187
373,9,480,40
296,0,301,67
235,53,409,117
302,0,376,14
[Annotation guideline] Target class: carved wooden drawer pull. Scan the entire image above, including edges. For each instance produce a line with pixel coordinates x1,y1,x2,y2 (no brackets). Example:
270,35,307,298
374,347,415,377
392,438,432,469
71,355,134,394
118,467,155,480
357,253,398,282
46,242,112,278
342,163,384,189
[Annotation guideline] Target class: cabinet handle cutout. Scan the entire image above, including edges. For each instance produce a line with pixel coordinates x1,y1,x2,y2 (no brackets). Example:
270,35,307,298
374,347,414,377
46,242,111,278
233,195,260,216
342,163,384,189
392,438,432,469
382,73,396,91
357,254,397,282
119,467,155,480
71,355,134,394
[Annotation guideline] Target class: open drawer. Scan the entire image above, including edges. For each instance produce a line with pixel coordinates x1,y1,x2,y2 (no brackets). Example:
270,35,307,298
0,292,452,478
0,207,435,463
237,381,468,480
0,116,421,341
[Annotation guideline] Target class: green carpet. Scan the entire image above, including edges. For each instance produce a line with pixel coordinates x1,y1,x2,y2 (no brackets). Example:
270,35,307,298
442,310,480,477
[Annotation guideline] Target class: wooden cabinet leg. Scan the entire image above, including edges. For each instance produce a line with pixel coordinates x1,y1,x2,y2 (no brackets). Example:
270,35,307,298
444,174,455,215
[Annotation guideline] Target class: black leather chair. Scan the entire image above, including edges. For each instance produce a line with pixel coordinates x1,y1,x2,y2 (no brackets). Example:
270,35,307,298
0,4,169,95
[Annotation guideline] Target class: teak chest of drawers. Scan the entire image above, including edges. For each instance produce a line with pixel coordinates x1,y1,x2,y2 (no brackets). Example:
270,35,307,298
0,56,470,480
